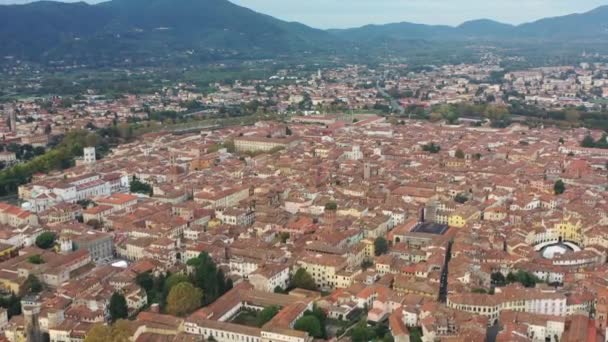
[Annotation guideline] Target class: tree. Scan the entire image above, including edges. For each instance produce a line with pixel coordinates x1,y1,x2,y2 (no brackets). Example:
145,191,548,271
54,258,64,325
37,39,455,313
136,272,154,292
285,126,293,136
455,149,465,159
23,274,42,294
166,282,202,317
85,324,112,342
374,237,389,256
27,255,44,264
278,232,290,244
35,232,56,249
292,268,317,291
294,315,322,338
506,271,539,288
324,202,337,211
564,109,581,123
109,292,129,321
188,252,229,305
554,180,566,195
422,142,441,153
163,274,190,294
351,321,375,342
305,306,327,338
130,176,152,196
361,260,373,270
454,193,469,204
85,320,131,342
491,272,506,286
581,135,596,148
256,306,279,327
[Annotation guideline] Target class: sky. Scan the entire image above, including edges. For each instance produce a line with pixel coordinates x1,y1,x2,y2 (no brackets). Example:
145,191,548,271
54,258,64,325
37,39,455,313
0,0,607,29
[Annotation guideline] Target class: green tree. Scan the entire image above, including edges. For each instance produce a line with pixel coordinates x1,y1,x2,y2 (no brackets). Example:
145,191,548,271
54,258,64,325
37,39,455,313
324,202,337,211
294,315,322,338
187,253,229,306
291,269,317,291
374,237,389,256
361,260,373,270
581,135,596,148
351,321,375,342
163,274,190,294
109,292,129,321
27,255,44,264
454,193,469,204
130,176,152,196
491,272,506,286
135,272,154,292
305,306,327,338
256,306,279,327
35,232,56,249
23,274,42,294
554,180,566,195
166,282,202,317
422,142,441,153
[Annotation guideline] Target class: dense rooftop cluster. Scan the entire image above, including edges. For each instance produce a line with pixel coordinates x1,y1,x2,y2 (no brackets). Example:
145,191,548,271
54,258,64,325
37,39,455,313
0,114,604,341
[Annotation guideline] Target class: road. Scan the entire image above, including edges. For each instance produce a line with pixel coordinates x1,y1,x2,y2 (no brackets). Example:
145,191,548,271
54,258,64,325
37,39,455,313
438,240,453,303
376,80,405,115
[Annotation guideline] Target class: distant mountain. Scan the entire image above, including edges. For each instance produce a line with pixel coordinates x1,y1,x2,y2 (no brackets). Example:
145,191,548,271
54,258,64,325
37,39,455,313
2,1,608,67
457,19,514,36
330,6,608,43
0,0,339,65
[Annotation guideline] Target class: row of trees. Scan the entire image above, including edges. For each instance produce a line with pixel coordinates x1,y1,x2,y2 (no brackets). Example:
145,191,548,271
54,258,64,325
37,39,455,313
0,130,109,196
429,103,511,127
491,270,541,288
350,320,393,342
581,134,608,149
1,143,46,162
133,252,233,318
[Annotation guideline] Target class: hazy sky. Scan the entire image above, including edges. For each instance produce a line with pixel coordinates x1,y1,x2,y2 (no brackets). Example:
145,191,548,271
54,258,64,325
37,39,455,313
0,0,607,29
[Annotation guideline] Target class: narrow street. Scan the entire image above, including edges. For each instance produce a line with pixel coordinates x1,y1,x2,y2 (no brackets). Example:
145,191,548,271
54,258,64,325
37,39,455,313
438,240,453,303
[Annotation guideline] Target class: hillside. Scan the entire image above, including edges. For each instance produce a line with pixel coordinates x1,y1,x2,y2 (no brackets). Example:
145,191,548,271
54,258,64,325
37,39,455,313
0,0,339,66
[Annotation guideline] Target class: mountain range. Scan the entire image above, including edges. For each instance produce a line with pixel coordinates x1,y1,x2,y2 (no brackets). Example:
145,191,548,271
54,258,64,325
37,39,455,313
330,5,608,42
1,0,608,66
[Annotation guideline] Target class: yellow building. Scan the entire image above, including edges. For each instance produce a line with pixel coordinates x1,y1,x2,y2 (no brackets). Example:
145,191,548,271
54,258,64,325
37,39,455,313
0,243,16,261
297,254,348,291
361,238,375,259
448,205,481,228
554,216,583,244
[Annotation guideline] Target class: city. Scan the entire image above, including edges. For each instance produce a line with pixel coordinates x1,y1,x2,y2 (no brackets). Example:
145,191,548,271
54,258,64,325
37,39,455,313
0,1,608,342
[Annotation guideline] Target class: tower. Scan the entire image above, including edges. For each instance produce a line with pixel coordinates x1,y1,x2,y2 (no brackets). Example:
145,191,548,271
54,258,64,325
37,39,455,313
83,147,96,164
6,105,16,133
21,295,41,342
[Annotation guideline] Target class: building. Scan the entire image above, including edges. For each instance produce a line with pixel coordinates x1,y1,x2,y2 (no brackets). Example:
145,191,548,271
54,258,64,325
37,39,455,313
234,136,299,153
